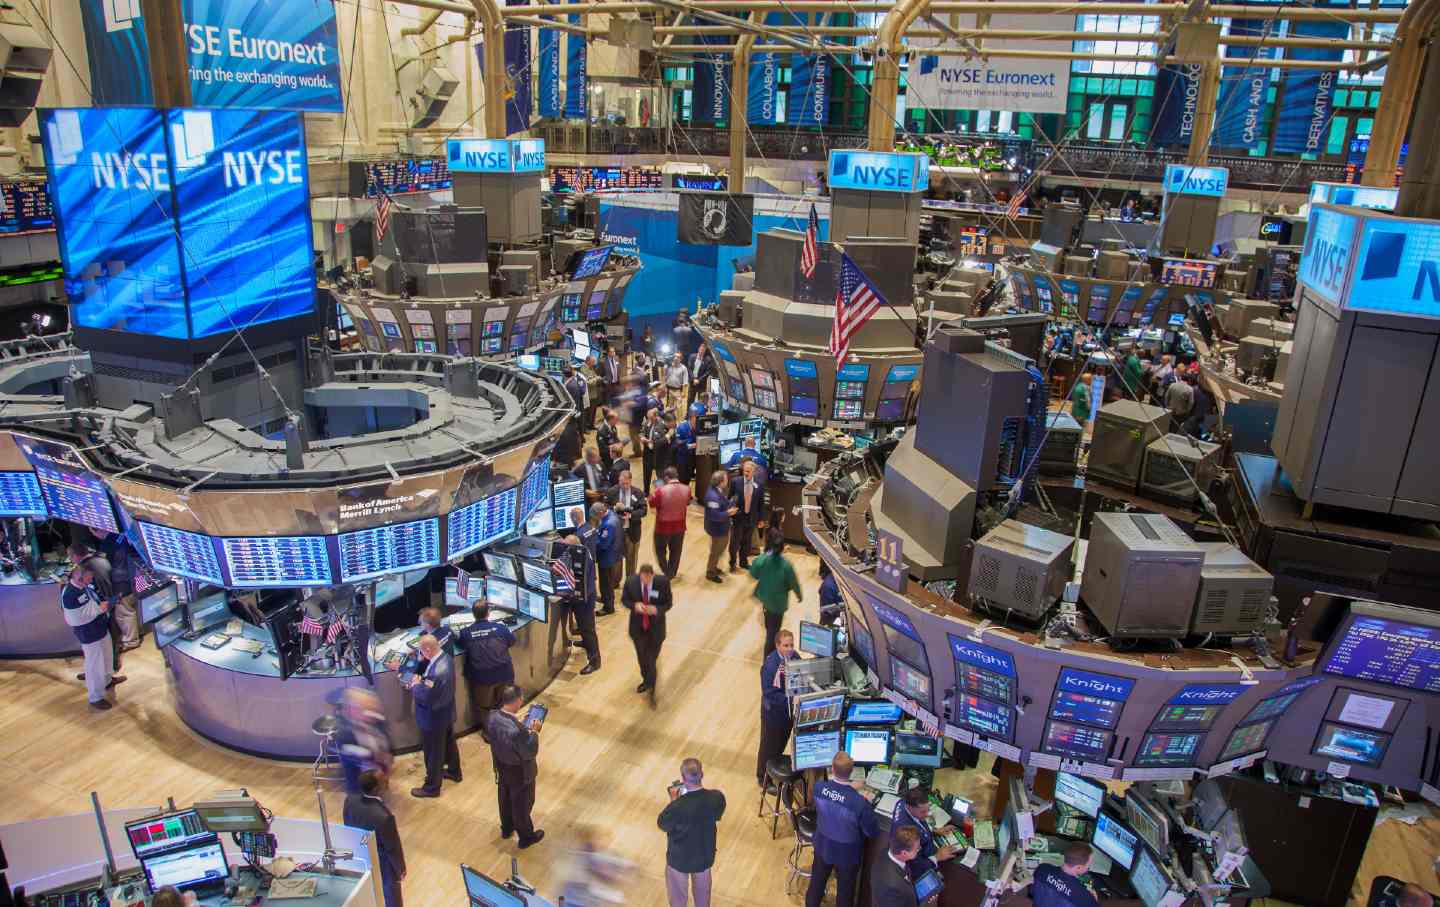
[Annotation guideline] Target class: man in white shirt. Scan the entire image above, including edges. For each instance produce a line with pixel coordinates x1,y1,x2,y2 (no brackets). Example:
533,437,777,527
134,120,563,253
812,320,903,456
664,353,690,415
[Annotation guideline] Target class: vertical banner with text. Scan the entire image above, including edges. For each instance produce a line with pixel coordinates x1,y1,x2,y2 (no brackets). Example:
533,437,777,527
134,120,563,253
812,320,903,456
503,0,533,136
1273,20,1349,154
1215,19,1277,151
564,11,587,119
538,24,562,119
784,14,829,127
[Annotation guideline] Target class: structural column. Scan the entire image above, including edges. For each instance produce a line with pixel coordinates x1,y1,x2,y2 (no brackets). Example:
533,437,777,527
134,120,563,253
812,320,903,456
730,35,754,188
1395,37,1440,218
1362,0,1438,188
867,0,928,149
1186,60,1219,165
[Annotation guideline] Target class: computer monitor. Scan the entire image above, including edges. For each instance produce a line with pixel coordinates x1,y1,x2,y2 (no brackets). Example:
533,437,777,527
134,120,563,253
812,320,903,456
524,505,555,536
1124,792,1170,856
1093,812,1138,870
139,583,182,624
795,691,846,729
798,620,838,657
140,839,229,894
794,729,843,771
1312,722,1390,767
461,864,525,907
843,727,891,764
996,806,1015,858
446,577,484,608
125,810,214,862
718,421,740,442
1055,772,1105,818
894,732,944,768
188,592,231,635
193,797,269,833
1129,846,1172,907
520,559,555,594
376,575,406,606
890,660,931,704
845,700,903,725
484,552,518,581
516,586,549,623
485,577,518,610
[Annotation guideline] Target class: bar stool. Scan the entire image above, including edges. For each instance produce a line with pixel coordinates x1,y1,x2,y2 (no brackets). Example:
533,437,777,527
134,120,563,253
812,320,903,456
757,756,807,839
786,807,816,895
311,714,344,785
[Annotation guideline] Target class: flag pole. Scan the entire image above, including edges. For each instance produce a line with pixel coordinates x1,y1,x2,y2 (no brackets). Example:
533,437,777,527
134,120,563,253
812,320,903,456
834,244,925,351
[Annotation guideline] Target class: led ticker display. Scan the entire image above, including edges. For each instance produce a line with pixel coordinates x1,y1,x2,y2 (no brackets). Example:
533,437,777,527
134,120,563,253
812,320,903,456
139,521,224,585
447,487,519,559
362,157,450,196
337,517,441,582
0,263,63,287
0,180,56,235
1323,613,1440,693
549,166,662,193
1134,732,1202,768
17,436,118,533
223,535,332,587
0,471,46,518
1160,259,1217,288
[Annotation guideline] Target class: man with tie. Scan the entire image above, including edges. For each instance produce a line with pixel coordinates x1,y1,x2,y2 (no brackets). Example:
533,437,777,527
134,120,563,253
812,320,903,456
757,628,799,785
485,684,545,848
563,365,585,413
407,634,462,798
607,469,648,580
607,444,634,489
572,447,608,503
602,347,623,405
560,525,601,675
343,770,407,907
596,409,621,475
728,459,767,571
592,502,624,615
621,563,672,706
872,827,923,907
890,787,958,876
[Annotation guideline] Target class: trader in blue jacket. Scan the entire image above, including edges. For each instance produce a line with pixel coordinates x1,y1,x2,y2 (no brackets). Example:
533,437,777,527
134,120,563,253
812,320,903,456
592,502,624,616
890,786,958,876
807,751,878,907
61,564,120,710
408,634,462,798
757,628,800,785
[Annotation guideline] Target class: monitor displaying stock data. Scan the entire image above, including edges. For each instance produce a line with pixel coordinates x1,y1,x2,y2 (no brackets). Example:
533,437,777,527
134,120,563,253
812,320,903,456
139,522,225,585
447,487,519,558
953,693,1011,739
794,730,843,771
799,620,837,657
18,436,118,533
1322,608,1440,693
1055,772,1104,818
795,692,846,729
222,535,333,587
485,577,519,610
483,551,519,581
516,586,548,623
1093,813,1137,870
337,518,441,582
518,458,552,525
520,559,555,594
1133,732,1202,768
0,471,45,518
846,701,902,725
1042,720,1112,762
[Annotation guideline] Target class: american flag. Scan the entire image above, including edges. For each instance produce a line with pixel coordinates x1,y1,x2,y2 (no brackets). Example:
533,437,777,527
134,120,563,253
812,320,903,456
829,252,886,365
551,557,577,591
326,619,345,644
1005,185,1029,220
800,202,820,278
299,615,327,637
374,189,394,245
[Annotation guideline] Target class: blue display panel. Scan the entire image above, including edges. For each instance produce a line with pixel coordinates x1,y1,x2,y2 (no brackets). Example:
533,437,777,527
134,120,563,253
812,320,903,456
1313,721,1390,767
1323,614,1440,692
1347,219,1440,318
222,535,332,587
184,0,344,111
571,245,612,280
337,518,441,582
837,362,869,382
0,180,56,235
1134,732,1202,767
1309,181,1398,211
167,109,315,337
1163,164,1229,198
17,436,118,533
1051,691,1125,728
1056,668,1136,701
1298,206,1359,305
827,150,929,194
0,471,46,518
517,458,552,525
784,358,819,379
447,487,519,559
42,108,186,338
446,138,546,173
139,521,224,585
1240,676,1321,724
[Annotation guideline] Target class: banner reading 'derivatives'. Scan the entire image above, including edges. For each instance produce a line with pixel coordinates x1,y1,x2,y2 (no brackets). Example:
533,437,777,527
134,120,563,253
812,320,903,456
903,13,1072,114
80,0,343,112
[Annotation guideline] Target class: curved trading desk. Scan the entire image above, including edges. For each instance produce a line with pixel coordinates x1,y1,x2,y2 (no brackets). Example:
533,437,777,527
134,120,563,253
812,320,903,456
0,569,79,659
167,616,568,760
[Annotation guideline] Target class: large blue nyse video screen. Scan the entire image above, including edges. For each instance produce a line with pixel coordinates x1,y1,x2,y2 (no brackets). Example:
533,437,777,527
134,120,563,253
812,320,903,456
41,107,316,340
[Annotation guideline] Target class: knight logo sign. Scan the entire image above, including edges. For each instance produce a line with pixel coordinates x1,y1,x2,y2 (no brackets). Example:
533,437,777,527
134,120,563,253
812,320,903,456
903,13,1072,114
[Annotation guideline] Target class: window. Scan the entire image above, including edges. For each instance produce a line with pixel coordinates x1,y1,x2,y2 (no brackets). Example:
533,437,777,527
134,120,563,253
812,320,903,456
1109,103,1128,141
1087,102,1105,140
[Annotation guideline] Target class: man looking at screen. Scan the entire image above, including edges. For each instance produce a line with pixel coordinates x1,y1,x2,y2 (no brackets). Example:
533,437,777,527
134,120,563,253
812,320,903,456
1031,842,1099,907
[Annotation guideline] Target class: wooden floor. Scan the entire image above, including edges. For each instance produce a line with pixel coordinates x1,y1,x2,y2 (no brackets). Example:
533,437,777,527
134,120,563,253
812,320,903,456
2,501,1438,906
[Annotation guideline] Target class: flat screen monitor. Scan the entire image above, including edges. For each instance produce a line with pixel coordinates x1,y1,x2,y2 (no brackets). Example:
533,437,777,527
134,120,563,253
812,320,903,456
377,575,406,606
718,422,740,442
520,559,555,593
193,798,269,833
799,620,838,657
875,397,906,422
914,869,944,903
154,606,190,649
552,479,586,512
1219,720,1272,760
125,810,214,861
1055,772,1105,818
1093,813,1138,870
1160,258,1217,288
719,441,740,464
894,732,944,768
834,399,864,421
1043,720,1112,762
1313,721,1390,767
790,395,819,418
848,618,876,670
524,503,555,536
1125,792,1170,856
891,660,931,703
485,577,518,611
845,700,902,725
843,727,891,764
140,839,228,894
570,245,613,280
1320,604,1440,694
794,729,843,770
484,552,518,581
1050,690,1125,729
188,592,232,634
1129,846,1171,907
1134,732,1202,768
0,471,45,517
139,583,182,624
795,692,846,729
553,504,582,531
445,577,484,608
953,693,1012,739
516,586,548,623
462,864,525,907
516,353,541,371
997,806,1015,857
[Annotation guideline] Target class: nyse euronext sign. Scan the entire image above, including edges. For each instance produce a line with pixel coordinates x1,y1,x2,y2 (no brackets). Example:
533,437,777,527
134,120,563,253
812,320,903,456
447,138,546,174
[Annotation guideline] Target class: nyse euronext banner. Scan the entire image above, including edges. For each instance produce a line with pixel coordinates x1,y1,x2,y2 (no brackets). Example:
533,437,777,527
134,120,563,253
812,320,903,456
80,0,343,111
42,107,316,339
903,13,1071,114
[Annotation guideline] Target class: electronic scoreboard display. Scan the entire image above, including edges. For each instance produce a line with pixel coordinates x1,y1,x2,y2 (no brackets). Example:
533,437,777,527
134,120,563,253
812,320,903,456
0,180,56,235
362,158,452,196
517,457,552,526
0,471,45,518
337,517,442,582
447,487,519,559
17,436,118,533
139,522,225,586
222,535,333,587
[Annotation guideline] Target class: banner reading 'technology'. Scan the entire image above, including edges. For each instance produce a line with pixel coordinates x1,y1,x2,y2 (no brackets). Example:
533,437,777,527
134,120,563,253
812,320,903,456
81,0,344,112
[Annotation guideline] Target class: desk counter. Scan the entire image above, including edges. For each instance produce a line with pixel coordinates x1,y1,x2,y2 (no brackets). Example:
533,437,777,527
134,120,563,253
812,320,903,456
166,616,568,760
0,569,79,659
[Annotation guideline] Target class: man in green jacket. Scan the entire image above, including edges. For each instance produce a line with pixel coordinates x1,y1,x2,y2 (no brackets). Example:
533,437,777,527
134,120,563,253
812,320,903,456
748,529,803,657
1122,352,1144,399
1070,371,1093,423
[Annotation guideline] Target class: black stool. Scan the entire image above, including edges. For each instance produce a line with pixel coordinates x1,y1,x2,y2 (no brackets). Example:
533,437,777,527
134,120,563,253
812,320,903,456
787,807,816,894
757,756,806,839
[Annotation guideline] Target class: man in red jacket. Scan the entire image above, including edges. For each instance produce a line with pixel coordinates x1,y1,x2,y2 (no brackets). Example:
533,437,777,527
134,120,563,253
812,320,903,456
648,467,693,580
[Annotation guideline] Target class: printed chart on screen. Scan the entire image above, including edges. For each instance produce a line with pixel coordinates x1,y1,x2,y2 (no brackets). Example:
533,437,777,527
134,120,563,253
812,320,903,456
338,518,441,582
223,536,333,587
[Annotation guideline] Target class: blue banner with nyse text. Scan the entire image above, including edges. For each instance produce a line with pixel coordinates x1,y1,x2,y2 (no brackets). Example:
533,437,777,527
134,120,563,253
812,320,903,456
1273,19,1348,154
1215,19,1276,151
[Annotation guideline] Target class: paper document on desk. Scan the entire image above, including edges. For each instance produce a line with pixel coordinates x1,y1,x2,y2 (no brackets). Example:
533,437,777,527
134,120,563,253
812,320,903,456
972,819,996,849
267,878,318,899
874,793,900,817
927,805,954,828
961,848,981,869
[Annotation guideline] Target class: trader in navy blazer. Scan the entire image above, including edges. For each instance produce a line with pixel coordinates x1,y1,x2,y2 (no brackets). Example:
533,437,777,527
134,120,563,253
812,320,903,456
807,752,879,907
889,787,957,876
408,634,462,798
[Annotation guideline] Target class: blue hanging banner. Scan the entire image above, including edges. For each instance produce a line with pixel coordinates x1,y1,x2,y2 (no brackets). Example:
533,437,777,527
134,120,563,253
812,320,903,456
1215,19,1276,150
746,13,782,126
1273,19,1348,154
564,11,587,119
1151,63,1204,148
538,23,561,119
502,0,533,136
693,35,729,124
785,15,829,128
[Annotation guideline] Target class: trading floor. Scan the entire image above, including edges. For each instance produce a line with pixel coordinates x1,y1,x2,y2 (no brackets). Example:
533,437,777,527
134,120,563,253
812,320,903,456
0,499,1435,907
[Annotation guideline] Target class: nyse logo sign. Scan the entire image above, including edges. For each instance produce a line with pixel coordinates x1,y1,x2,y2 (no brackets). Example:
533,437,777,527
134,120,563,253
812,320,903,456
1349,219,1440,318
104,0,142,32
828,151,929,194
171,111,304,188
447,138,546,173
1163,164,1229,198
1298,206,1359,304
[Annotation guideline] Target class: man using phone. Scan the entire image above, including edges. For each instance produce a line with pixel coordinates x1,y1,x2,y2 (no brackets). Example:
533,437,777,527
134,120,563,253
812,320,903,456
61,564,122,710
485,684,545,848
657,757,726,907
